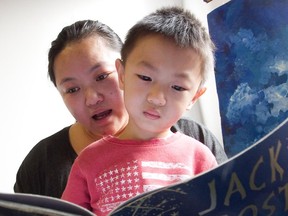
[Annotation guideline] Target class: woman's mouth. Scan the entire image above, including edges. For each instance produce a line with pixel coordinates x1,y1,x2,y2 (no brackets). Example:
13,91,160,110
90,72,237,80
92,110,112,120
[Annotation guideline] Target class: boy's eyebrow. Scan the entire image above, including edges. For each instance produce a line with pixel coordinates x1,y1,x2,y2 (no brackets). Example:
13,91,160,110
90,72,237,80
139,61,191,78
137,60,157,71
174,72,191,79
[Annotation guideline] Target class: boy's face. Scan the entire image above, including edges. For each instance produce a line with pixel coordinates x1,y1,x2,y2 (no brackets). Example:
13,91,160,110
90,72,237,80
117,34,204,138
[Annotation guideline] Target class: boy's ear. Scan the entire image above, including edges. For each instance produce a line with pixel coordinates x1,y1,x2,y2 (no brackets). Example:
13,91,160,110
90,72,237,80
115,58,125,90
186,87,207,110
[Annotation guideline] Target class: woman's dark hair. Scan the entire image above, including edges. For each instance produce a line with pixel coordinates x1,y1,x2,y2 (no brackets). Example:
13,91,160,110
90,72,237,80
48,20,123,86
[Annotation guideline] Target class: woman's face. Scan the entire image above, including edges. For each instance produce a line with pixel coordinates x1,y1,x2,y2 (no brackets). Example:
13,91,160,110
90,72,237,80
54,36,128,137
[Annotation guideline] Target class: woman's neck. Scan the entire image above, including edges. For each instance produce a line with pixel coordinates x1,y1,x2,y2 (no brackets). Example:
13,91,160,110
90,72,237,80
69,122,101,155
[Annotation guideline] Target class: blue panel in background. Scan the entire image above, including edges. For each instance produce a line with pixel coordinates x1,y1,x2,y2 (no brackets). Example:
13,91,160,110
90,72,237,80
208,0,288,157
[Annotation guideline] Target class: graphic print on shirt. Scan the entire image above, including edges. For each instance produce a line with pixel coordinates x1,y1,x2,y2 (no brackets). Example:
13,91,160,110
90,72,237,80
94,159,192,213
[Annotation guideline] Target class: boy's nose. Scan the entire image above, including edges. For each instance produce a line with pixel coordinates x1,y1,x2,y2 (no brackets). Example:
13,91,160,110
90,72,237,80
147,86,166,106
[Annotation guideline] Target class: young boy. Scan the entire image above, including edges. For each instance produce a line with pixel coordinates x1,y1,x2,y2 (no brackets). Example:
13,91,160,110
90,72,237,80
62,6,218,215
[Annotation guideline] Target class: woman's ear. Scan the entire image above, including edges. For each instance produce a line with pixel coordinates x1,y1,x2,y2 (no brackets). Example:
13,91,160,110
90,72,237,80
115,59,125,90
186,87,207,110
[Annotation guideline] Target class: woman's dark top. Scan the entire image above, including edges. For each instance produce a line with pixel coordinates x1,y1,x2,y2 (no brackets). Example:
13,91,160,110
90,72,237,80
14,118,227,198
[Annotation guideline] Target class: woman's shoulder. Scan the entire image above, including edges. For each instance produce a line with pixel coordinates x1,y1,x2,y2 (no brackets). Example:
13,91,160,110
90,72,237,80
25,126,74,161
38,126,71,145
172,118,228,164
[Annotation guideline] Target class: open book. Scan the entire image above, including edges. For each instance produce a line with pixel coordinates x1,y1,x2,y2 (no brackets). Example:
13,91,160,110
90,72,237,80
0,192,94,216
2,122,286,216
2,119,286,215
109,117,288,215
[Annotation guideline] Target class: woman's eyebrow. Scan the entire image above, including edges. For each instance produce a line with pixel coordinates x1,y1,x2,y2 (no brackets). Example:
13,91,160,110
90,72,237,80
88,62,115,73
58,64,102,86
88,63,102,73
59,77,75,86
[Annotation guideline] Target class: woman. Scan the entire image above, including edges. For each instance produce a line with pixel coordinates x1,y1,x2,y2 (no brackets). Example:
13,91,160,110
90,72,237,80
14,20,227,198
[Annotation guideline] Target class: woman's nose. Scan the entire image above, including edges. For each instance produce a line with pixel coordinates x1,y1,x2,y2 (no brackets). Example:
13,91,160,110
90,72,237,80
85,88,103,106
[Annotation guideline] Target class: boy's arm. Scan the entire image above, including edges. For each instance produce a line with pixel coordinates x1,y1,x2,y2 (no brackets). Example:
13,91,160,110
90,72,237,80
61,161,91,211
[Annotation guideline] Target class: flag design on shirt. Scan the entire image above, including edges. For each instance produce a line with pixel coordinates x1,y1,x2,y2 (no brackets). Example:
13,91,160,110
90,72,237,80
94,160,192,213
141,161,192,192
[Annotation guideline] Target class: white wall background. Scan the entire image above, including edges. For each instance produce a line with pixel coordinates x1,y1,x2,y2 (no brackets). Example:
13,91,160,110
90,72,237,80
0,0,228,193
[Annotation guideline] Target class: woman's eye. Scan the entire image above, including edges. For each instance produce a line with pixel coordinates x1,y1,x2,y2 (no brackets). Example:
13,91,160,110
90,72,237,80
137,74,151,81
66,87,80,94
172,85,186,91
96,72,111,81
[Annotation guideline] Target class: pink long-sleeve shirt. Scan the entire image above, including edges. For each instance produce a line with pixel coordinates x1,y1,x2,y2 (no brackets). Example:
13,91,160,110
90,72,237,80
62,132,218,215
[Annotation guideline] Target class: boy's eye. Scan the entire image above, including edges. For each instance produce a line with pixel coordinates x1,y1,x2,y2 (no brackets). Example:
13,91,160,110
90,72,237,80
172,85,186,91
137,74,152,81
96,72,112,81
66,87,80,94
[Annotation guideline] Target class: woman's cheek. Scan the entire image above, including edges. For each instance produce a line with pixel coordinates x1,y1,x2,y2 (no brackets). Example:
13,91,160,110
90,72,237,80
63,96,81,119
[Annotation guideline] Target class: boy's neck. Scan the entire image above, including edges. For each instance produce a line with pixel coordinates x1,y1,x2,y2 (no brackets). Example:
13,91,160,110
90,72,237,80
116,123,174,141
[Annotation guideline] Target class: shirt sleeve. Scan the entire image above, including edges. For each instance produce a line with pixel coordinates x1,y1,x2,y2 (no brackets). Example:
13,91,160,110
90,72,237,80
14,127,76,198
14,143,45,195
61,159,92,211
